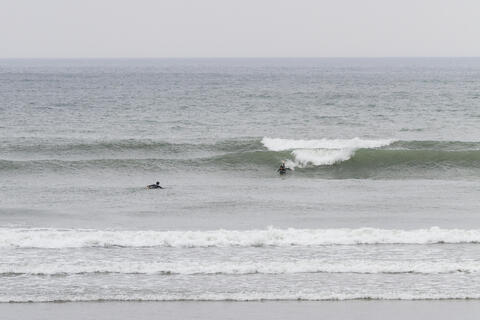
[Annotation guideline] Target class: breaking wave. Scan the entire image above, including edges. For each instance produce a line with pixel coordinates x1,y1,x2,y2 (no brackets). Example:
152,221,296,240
2,137,480,178
262,137,393,168
262,137,393,152
2,227,480,248
3,260,480,276
4,293,480,303
261,137,480,169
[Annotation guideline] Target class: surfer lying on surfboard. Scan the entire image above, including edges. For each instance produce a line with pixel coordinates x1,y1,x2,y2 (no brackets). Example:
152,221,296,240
147,181,164,189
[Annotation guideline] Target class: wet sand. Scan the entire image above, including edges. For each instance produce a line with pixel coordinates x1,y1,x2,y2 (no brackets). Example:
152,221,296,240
2,300,480,320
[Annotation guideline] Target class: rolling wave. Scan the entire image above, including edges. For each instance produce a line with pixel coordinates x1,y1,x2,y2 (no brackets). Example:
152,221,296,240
0,138,263,155
3,293,480,303
1,139,192,154
261,137,393,151
2,227,480,248
261,137,480,169
262,137,393,168
3,260,479,276
2,138,480,178
1,149,480,171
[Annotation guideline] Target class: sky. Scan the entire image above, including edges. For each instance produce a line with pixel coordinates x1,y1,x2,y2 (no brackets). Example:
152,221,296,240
1,0,479,58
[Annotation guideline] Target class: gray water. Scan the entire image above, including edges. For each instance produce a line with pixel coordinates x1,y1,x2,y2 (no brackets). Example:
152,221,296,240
1,58,480,302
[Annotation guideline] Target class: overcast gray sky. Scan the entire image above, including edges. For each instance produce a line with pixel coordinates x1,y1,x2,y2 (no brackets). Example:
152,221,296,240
1,0,479,58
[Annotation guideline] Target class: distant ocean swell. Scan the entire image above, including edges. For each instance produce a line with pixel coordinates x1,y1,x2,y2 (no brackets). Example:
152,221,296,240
0,138,261,155
2,227,480,248
2,137,480,177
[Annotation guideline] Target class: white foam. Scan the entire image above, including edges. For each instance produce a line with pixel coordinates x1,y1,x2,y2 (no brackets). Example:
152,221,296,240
1,226,480,248
291,149,355,166
261,137,393,152
261,137,393,167
3,259,479,275
3,292,480,302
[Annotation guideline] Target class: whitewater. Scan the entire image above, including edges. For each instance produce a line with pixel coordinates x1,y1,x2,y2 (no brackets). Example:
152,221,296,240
3,226,480,248
261,137,394,167
2,58,480,304
4,259,480,276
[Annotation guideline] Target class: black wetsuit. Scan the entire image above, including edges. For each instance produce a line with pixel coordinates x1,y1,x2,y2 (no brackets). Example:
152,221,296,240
277,165,287,175
147,184,163,189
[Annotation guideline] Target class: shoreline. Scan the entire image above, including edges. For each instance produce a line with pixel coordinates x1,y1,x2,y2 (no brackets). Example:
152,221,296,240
3,300,480,320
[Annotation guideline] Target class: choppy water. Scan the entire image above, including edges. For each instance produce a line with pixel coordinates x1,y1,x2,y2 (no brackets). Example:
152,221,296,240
1,58,480,302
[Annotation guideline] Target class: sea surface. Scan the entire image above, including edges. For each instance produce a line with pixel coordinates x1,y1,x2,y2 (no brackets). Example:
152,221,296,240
1,58,480,303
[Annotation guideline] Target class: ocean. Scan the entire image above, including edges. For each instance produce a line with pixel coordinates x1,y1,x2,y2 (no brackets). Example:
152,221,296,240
1,58,480,306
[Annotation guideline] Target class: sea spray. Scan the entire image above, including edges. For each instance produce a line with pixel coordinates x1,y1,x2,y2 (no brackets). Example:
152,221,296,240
262,137,394,168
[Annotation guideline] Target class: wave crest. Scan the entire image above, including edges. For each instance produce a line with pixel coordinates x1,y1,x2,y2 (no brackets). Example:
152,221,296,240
2,227,480,248
261,137,394,152
262,137,393,167
4,293,480,303
3,260,479,276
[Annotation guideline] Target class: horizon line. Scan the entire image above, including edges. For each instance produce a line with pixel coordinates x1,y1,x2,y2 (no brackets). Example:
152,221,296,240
1,56,480,60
